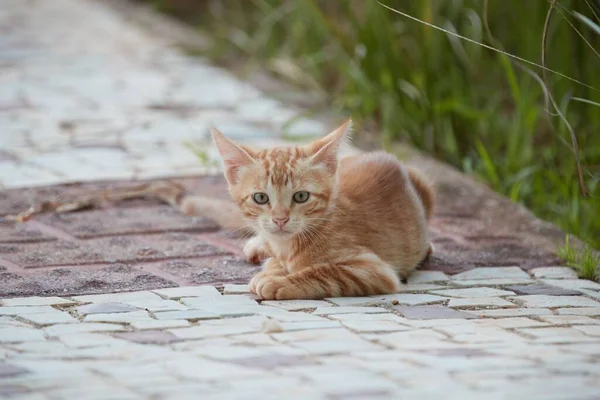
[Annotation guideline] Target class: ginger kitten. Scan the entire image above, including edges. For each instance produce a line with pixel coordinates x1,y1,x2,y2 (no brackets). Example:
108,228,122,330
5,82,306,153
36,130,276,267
181,119,434,300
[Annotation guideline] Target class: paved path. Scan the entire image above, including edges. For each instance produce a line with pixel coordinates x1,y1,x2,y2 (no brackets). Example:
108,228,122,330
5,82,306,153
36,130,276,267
2,276,600,400
2,1,600,399
0,0,330,189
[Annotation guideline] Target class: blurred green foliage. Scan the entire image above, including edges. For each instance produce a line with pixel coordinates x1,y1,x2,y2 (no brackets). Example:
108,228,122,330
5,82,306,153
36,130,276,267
151,0,600,248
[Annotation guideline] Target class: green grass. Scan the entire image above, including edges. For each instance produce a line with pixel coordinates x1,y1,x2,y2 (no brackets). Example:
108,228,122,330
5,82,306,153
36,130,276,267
148,0,600,249
558,235,600,280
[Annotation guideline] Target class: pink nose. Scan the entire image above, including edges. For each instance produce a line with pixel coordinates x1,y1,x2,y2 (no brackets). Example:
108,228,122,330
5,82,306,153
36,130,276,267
272,217,289,229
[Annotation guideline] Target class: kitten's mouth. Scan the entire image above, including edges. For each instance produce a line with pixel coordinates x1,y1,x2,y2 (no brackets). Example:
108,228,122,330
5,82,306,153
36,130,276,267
269,229,295,237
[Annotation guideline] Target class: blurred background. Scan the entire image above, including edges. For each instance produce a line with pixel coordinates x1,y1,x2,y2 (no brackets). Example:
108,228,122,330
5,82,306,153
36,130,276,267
143,0,600,249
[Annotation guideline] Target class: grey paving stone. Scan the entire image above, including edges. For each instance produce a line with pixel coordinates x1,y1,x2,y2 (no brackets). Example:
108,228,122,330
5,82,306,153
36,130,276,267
430,287,516,298
152,285,222,300
76,302,140,315
556,307,600,316
129,319,191,330
154,310,220,321
539,315,600,326
447,297,516,309
0,327,45,343
572,325,600,337
262,300,331,311
83,310,153,323
19,311,78,325
0,306,56,316
44,322,126,337
72,291,163,304
406,271,450,283
394,305,479,320
340,320,410,333
540,279,600,291
517,327,599,343
465,308,553,318
450,267,529,281
114,330,181,344
0,363,30,378
223,284,251,294
57,333,130,349
510,295,599,308
122,299,188,312
0,297,76,307
504,283,582,296
312,307,388,315
226,354,316,370
530,267,578,279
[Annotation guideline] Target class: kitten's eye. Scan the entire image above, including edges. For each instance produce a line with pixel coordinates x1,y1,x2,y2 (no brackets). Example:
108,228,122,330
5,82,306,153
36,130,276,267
293,191,310,203
252,192,269,204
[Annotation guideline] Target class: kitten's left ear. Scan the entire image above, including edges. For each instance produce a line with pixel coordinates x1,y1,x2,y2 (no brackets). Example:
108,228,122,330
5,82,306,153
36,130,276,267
212,128,256,184
306,118,352,175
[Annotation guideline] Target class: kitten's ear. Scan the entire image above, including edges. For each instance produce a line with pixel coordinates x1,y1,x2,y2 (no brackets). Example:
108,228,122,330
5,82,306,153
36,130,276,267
212,128,256,184
306,118,352,175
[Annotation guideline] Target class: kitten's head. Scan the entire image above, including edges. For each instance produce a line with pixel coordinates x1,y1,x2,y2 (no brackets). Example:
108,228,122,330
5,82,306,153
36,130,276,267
212,119,351,238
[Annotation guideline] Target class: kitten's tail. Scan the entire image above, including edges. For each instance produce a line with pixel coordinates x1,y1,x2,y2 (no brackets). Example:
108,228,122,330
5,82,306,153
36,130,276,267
406,167,435,220
180,196,253,235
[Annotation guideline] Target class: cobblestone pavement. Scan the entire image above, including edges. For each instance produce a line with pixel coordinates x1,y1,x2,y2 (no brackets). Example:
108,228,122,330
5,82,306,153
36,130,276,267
0,0,332,189
1,275,600,400
2,0,600,399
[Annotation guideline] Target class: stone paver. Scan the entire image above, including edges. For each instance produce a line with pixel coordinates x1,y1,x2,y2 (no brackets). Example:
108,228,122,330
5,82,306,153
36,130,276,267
430,287,516,298
0,287,596,398
511,295,599,308
530,266,579,279
1,0,600,398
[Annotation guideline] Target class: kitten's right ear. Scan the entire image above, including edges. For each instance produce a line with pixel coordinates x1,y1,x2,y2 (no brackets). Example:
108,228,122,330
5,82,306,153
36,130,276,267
212,128,256,184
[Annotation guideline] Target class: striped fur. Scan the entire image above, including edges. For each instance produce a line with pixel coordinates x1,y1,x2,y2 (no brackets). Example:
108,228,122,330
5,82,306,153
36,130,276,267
182,119,434,300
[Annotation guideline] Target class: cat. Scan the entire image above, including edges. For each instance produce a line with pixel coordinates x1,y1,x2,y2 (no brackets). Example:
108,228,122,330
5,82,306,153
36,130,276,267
181,119,434,300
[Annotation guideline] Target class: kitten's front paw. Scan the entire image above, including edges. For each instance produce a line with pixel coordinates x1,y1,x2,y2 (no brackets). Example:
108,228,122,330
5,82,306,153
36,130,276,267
243,238,268,264
253,276,298,300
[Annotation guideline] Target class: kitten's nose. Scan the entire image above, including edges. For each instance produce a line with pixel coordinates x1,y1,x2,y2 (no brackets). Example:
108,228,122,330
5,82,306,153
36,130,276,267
272,217,289,229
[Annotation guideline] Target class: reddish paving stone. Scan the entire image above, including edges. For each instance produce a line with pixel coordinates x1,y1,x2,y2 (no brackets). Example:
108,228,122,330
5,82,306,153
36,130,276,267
0,234,229,268
0,222,55,244
504,283,581,296
0,265,176,298
114,330,181,344
0,163,576,296
76,302,140,315
394,305,479,320
38,206,218,238
158,256,260,285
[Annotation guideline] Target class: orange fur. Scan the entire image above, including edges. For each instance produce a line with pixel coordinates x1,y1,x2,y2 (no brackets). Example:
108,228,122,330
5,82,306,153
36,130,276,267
181,119,434,299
